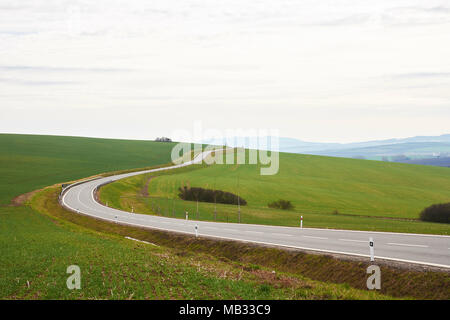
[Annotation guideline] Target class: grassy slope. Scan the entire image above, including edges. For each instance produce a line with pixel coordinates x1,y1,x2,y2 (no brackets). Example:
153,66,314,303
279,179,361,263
0,133,175,205
150,151,450,218
100,150,450,234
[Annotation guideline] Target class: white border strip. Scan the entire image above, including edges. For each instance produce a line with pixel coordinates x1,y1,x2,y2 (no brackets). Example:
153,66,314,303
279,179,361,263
124,236,157,246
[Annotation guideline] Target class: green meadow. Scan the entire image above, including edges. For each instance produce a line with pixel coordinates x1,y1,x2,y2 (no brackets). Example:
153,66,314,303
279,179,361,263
100,149,450,234
0,133,175,205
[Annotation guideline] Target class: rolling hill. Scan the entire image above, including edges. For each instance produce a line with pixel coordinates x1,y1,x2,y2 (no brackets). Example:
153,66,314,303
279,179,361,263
0,133,175,205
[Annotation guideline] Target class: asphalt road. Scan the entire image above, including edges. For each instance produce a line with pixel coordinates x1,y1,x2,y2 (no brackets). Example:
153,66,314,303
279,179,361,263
61,151,450,269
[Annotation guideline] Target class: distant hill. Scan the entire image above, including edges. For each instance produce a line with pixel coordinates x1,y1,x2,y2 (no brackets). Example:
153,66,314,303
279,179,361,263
310,142,450,161
401,157,450,168
203,134,450,165
277,135,450,156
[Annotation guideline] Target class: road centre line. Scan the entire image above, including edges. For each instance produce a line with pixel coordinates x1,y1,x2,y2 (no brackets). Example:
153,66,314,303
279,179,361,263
303,236,328,240
339,239,366,243
387,243,428,248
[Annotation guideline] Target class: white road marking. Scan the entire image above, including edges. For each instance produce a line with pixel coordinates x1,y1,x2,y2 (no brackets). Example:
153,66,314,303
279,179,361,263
387,243,428,248
223,228,238,232
271,233,293,237
245,230,263,234
339,239,366,243
124,236,158,246
303,236,328,240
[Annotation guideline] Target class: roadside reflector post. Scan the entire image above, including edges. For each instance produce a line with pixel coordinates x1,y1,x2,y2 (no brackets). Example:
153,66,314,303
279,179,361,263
186,211,188,220
131,206,134,213
195,224,198,237
300,216,303,229
369,237,374,262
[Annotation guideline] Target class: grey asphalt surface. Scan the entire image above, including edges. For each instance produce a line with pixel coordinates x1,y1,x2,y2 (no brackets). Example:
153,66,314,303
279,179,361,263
61,151,450,268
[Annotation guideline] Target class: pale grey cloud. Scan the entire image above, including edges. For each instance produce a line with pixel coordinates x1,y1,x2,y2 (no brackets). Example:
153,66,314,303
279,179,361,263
389,72,450,79
0,65,131,73
0,0,449,143
0,77,80,86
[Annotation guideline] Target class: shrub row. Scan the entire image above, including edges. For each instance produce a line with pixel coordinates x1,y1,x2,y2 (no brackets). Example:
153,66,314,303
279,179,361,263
268,199,294,210
419,203,450,223
178,186,247,206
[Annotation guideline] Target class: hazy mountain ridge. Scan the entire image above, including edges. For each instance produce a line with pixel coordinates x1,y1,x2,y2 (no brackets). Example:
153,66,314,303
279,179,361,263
202,134,450,166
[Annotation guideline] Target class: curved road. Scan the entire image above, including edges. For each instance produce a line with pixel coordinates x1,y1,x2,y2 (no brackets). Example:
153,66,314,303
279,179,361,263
61,151,450,269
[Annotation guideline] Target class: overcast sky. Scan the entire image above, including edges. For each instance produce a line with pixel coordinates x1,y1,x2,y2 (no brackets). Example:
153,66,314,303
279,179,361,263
1,0,449,143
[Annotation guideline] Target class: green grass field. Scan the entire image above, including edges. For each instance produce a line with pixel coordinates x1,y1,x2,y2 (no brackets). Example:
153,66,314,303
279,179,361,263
100,149,450,234
0,133,175,205
0,134,398,300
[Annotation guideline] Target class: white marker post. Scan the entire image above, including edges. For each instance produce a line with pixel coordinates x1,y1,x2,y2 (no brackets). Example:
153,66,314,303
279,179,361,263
195,224,198,238
369,237,374,262
300,216,303,229
186,211,188,220
131,206,134,214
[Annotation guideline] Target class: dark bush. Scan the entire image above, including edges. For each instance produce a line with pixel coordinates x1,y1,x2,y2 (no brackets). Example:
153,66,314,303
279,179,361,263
268,199,294,210
419,203,450,223
178,186,247,206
